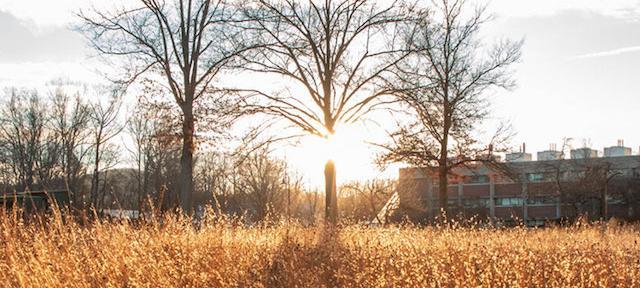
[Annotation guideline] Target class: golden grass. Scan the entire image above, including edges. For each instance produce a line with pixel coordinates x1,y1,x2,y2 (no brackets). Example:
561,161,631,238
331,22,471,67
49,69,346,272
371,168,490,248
1,211,639,287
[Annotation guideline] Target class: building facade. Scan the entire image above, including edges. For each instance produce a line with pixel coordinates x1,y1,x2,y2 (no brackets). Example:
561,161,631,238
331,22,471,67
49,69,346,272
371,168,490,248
396,155,640,226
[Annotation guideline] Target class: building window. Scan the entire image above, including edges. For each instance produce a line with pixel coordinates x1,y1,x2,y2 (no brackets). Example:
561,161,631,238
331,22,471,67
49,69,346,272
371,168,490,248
463,198,490,208
526,173,544,182
526,219,546,227
527,196,557,205
571,170,586,178
495,197,524,207
612,169,627,177
469,175,489,183
607,194,627,205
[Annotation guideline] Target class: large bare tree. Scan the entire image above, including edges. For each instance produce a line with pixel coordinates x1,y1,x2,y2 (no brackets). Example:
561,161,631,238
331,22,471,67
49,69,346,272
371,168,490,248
378,0,522,216
240,0,413,223
79,0,252,213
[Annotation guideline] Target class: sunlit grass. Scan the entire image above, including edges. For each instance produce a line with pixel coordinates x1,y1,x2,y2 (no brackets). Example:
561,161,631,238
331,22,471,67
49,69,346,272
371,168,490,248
1,209,639,287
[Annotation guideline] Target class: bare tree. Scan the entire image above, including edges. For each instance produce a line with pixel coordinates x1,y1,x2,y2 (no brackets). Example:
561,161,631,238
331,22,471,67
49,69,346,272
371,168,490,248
0,88,93,198
377,0,521,215
79,0,253,214
340,179,395,222
299,189,322,224
194,151,230,208
234,145,303,222
0,89,55,190
138,101,184,212
126,107,156,212
239,0,413,223
50,89,91,204
88,92,124,210
539,140,623,221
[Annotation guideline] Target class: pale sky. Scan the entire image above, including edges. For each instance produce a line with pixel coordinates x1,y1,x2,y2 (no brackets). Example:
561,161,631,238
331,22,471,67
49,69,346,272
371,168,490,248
1,0,640,187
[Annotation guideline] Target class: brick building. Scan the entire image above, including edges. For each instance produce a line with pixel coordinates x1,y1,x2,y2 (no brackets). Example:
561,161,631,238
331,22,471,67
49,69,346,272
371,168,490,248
395,146,640,226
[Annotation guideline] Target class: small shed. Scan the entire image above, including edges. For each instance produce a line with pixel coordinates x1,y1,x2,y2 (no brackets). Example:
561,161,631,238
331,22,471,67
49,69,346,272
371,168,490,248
0,190,70,212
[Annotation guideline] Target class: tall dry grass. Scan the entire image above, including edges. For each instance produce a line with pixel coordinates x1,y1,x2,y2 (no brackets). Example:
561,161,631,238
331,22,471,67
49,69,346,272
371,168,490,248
1,209,639,287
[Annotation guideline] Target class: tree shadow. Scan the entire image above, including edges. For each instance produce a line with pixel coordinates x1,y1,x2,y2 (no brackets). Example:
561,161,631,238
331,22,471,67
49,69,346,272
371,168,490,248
243,225,352,287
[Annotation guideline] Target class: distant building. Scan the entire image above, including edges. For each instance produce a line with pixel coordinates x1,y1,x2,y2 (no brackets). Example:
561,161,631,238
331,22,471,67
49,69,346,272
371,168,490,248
604,140,632,157
537,150,563,161
505,152,532,162
570,148,599,159
395,154,640,226
505,143,531,162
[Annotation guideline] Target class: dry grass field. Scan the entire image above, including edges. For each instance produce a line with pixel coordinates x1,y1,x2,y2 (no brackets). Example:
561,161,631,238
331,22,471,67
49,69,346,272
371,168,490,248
1,211,640,287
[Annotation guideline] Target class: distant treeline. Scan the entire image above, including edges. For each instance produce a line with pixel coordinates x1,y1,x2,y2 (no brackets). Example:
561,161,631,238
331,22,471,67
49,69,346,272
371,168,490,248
0,87,393,223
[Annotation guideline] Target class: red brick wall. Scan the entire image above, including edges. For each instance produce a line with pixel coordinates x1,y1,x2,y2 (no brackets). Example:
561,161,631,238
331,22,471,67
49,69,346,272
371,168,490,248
462,208,490,219
447,186,458,197
495,207,524,219
528,182,556,196
495,183,522,197
397,178,429,218
609,204,630,218
528,206,557,218
463,185,490,197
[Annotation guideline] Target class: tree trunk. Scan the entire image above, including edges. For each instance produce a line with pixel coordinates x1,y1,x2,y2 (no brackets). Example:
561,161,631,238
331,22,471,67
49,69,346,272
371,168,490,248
91,141,101,210
99,170,109,213
438,160,448,218
180,106,195,214
438,100,451,219
438,135,449,218
601,181,608,220
324,160,337,225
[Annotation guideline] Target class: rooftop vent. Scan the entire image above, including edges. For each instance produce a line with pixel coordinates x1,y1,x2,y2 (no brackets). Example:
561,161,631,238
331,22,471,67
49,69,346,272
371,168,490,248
518,142,526,153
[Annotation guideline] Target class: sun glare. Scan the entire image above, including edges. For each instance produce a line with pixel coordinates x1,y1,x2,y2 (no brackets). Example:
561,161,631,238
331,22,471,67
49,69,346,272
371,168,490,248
306,130,351,164
290,132,348,180
282,124,393,188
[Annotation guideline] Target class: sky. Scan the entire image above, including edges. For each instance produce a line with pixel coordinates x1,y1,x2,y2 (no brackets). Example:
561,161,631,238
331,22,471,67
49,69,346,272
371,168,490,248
1,0,640,187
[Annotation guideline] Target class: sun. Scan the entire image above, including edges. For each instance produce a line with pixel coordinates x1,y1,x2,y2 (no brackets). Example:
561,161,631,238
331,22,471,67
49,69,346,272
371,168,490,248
306,130,353,164
282,123,389,188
